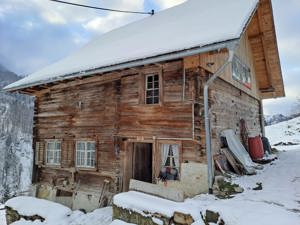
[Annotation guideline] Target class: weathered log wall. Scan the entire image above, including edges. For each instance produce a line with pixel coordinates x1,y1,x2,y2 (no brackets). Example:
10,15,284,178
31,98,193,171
33,60,205,195
209,78,262,154
32,51,262,200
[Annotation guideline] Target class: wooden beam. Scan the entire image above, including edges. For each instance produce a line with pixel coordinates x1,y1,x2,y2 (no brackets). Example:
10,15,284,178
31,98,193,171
256,10,273,88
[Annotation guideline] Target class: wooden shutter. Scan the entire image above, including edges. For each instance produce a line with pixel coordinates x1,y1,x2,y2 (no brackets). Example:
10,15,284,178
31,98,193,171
35,141,45,165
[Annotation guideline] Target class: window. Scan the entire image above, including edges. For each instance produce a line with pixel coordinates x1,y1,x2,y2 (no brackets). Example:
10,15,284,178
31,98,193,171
159,144,180,180
145,74,159,104
232,56,251,89
76,141,96,168
46,141,61,165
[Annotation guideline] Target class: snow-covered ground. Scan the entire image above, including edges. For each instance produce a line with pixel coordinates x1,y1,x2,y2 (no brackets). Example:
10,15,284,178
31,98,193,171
1,148,299,225
0,202,112,225
266,116,300,147
1,117,300,225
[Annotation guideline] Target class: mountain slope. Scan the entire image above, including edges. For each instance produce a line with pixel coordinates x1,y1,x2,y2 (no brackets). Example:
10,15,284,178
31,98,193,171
0,65,20,89
265,116,300,146
0,65,34,202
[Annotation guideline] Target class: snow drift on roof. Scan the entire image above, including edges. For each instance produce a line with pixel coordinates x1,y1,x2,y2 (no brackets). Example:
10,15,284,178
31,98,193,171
5,0,258,91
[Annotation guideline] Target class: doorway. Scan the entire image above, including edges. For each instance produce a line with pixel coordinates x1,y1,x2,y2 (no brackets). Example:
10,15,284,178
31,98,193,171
132,143,153,183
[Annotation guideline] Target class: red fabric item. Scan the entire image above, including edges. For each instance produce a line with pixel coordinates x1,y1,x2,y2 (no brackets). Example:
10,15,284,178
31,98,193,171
248,136,264,160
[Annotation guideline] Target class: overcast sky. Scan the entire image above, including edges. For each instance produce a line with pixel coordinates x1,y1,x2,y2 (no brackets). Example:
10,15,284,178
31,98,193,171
0,0,299,115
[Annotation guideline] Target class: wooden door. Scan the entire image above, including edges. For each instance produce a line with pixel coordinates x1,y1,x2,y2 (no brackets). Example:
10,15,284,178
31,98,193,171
133,143,153,183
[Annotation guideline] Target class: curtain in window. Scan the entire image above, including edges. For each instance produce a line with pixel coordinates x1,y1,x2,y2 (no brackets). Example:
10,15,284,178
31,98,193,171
161,144,179,168
172,144,179,168
161,144,169,168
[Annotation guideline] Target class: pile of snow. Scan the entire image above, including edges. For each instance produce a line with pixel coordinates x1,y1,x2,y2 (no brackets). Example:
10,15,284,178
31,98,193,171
266,116,300,148
2,197,112,225
6,196,71,222
114,191,202,220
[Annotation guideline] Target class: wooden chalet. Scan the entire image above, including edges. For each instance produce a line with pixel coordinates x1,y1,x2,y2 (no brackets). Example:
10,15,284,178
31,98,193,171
5,0,284,211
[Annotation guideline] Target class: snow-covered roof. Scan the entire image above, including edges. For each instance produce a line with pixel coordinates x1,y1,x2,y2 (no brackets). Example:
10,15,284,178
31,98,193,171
5,0,258,91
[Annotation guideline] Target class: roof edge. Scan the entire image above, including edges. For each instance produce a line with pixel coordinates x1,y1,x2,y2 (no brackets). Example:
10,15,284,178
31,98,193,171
4,39,240,92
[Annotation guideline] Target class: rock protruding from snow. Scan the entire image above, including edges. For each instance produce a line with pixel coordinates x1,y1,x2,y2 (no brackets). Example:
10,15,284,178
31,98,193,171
5,196,71,222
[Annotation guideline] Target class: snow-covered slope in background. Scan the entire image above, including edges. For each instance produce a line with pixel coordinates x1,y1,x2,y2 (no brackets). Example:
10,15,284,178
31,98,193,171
265,116,300,146
0,65,34,202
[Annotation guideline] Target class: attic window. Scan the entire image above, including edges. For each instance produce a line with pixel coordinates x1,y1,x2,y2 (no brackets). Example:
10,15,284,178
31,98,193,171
232,56,251,89
145,74,159,104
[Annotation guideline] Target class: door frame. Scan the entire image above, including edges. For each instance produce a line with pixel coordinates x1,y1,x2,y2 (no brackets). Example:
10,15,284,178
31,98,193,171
122,139,157,192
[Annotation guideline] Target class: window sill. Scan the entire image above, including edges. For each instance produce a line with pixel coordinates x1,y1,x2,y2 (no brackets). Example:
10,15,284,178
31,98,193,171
42,164,62,169
76,167,97,172
143,103,163,107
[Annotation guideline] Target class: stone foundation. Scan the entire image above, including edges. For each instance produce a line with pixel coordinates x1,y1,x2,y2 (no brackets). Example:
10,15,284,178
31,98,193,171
5,206,45,225
113,204,194,225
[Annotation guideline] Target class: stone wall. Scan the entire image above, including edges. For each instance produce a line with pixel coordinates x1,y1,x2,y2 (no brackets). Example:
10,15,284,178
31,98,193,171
5,206,44,225
210,78,262,154
113,204,194,225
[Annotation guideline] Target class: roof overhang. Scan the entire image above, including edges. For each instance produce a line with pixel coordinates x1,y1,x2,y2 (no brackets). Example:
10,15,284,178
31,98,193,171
247,0,285,99
4,39,239,93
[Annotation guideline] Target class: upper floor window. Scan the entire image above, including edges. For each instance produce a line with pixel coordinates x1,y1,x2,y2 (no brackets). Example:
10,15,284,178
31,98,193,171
76,141,96,168
145,74,159,104
46,140,61,165
232,56,251,89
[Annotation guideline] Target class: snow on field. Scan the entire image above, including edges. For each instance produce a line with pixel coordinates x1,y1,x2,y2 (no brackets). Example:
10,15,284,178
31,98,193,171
266,116,300,146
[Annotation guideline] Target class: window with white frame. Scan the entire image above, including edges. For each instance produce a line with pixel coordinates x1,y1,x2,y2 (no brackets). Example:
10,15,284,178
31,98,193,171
76,141,96,168
46,141,61,165
159,144,180,181
145,74,159,104
232,56,252,89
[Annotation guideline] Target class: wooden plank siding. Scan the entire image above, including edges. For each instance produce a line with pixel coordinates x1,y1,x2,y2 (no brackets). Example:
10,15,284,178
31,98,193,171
33,60,205,193
33,49,263,193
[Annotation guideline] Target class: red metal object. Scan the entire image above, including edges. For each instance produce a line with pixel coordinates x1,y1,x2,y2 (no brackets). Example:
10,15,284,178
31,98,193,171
248,136,264,160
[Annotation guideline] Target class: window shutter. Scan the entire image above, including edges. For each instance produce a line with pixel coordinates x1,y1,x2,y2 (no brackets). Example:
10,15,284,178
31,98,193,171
35,142,40,165
35,141,45,165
